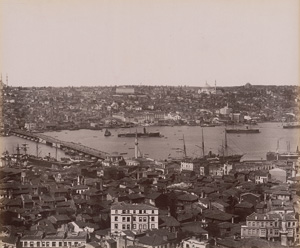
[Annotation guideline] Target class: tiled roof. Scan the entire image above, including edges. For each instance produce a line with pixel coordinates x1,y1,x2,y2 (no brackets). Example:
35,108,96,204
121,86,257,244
138,235,168,246
177,193,198,202
181,221,208,235
111,202,158,211
234,201,254,209
159,216,181,227
246,212,297,221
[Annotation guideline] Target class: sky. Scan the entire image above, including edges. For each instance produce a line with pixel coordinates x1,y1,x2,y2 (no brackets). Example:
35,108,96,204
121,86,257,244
0,0,299,87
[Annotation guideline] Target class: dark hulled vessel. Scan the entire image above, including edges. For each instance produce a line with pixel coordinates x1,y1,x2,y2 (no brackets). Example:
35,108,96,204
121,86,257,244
118,127,160,138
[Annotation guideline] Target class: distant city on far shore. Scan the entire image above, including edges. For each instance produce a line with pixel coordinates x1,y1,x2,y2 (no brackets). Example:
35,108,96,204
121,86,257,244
1,79,299,134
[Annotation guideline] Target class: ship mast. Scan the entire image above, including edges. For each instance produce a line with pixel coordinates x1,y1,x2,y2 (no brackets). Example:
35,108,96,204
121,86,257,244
134,129,139,159
224,130,228,156
16,144,21,158
36,142,39,157
276,139,279,160
287,141,291,154
55,143,58,160
183,134,187,158
201,128,205,157
22,143,28,155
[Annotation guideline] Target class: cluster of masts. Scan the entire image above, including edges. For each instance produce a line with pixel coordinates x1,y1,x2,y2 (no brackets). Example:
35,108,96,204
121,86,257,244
182,128,229,159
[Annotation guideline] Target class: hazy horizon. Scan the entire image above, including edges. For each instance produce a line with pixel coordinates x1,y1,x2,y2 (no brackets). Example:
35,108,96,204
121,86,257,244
4,83,298,88
1,0,299,87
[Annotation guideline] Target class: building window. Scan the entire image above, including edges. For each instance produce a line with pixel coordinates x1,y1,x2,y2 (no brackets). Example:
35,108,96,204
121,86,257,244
64,242,67,246
139,224,142,229
143,224,147,229
36,242,40,247
151,224,155,229
139,210,142,214
123,210,126,214
143,217,147,222
42,242,46,247
122,217,126,221
115,216,118,221
133,210,136,214
115,224,118,229
275,229,279,235
151,217,155,221
133,224,136,229
59,242,62,246
23,242,28,247
127,217,130,222
127,224,130,229
122,224,126,230
139,217,142,222
287,222,291,227
144,210,146,213
133,217,136,221
152,210,154,214
52,242,56,247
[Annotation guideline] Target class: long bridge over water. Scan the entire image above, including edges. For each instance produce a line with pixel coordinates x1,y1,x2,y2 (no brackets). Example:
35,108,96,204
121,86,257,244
10,130,109,160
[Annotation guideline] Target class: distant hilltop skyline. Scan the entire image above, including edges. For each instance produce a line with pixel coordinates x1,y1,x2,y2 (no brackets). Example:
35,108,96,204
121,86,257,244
1,78,298,88
0,74,298,88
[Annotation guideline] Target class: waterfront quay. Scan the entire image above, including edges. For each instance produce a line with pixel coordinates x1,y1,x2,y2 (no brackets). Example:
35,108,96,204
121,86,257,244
10,129,109,160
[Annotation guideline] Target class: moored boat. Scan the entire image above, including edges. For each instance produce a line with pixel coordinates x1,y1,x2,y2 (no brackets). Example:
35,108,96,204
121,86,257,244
118,127,160,138
226,126,260,133
27,155,71,167
104,129,111,137
283,122,300,129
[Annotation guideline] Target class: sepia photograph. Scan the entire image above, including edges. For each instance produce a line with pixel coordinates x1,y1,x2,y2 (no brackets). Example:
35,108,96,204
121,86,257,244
0,0,299,247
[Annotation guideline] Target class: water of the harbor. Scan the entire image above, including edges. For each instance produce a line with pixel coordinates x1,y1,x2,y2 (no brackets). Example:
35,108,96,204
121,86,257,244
0,123,299,161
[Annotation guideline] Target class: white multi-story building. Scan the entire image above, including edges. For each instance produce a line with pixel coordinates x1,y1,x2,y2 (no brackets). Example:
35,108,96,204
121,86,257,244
110,203,159,235
116,87,135,94
241,211,298,246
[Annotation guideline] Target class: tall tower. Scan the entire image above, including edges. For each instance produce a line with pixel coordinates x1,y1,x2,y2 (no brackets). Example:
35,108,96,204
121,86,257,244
214,80,217,93
6,74,8,86
135,131,139,159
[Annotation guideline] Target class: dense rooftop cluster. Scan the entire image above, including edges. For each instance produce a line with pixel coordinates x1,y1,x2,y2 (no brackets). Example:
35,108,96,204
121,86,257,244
0,150,299,248
1,83,299,132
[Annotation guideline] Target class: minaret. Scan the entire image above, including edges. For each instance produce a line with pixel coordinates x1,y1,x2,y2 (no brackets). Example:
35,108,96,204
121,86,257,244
135,130,139,159
214,80,217,93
